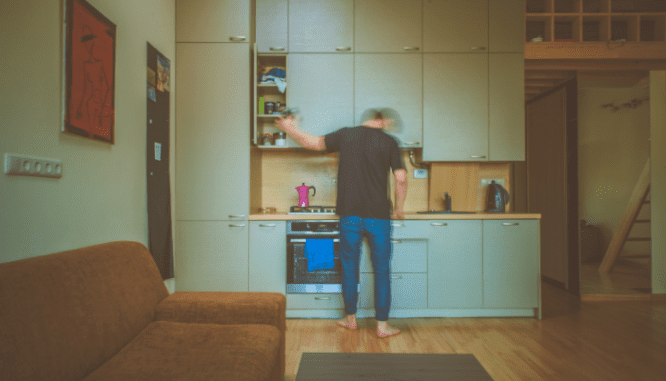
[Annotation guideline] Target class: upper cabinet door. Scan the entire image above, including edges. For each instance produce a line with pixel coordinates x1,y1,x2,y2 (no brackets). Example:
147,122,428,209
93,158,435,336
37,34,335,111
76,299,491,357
489,0,525,52
287,54,354,139
176,44,250,220
354,0,422,53
423,0,488,53
256,0,288,53
289,0,354,52
176,0,250,42
355,54,423,148
489,53,525,161
423,54,489,162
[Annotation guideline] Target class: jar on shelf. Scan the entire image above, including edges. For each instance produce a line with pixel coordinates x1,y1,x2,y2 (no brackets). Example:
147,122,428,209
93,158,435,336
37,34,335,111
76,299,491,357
273,132,286,146
261,133,273,146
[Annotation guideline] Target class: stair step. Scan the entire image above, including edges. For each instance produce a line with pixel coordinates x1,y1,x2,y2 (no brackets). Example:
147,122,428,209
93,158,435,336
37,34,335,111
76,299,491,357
626,237,651,242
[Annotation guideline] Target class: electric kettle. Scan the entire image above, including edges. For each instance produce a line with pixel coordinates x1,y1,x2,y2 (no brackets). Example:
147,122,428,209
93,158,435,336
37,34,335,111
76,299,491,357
296,183,316,207
486,181,510,212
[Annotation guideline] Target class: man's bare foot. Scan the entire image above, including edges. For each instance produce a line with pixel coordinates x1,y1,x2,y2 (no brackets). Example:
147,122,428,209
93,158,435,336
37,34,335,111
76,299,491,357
336,315,358,330
377,321,400,338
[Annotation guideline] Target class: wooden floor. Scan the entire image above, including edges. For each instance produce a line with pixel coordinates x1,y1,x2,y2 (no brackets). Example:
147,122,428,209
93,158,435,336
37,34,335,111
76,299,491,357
580,258,651,296
285,282,666,381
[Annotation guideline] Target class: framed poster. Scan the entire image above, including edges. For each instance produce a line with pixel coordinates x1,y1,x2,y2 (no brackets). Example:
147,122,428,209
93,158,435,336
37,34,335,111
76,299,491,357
62,0,116,144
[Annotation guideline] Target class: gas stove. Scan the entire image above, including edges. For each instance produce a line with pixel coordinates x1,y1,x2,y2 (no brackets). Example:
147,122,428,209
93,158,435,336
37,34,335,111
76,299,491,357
287,206,336,215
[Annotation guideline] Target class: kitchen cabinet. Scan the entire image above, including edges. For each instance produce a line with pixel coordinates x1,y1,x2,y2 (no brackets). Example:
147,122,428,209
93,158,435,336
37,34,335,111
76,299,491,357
489,0,525,53
428,220,483,308
176,43,249,220
249,221,286,293
354,54,423,148
287,54,354,142
483,220,540,309
423,54,489,162
176,0,249,43
489,53,525,161
423,0,488,53
256,0,288,53
175,221,249,292
253,51,288,147
286,293,345,309
358,221,429,310
289,0,354,53
354,0,422,53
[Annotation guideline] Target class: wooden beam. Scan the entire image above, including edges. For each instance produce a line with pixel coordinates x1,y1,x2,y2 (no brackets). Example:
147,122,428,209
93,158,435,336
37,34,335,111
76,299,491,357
577,70,649,82
599,158,651,273
525,59,666,71
525,79,561,87
524,71,576,80
525,42,666,60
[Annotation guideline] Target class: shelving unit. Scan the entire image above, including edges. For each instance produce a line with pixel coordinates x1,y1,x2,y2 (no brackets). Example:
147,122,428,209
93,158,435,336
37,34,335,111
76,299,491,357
525,0,666,43
252,44,288,148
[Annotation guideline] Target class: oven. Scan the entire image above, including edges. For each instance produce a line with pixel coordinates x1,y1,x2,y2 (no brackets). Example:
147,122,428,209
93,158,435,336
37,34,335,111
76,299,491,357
286,220,343,293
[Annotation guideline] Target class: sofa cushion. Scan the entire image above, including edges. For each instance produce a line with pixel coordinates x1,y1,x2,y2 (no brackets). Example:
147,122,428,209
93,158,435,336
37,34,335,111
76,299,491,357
0,241,169,381
83,321,281,381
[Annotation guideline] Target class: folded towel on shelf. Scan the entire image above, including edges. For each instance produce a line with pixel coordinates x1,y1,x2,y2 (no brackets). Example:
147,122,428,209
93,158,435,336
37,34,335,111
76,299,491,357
304,239,335,272
259,68,287,93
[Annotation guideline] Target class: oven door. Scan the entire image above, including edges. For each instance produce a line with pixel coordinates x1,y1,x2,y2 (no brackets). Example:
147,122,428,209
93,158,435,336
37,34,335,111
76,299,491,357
287,236,342,293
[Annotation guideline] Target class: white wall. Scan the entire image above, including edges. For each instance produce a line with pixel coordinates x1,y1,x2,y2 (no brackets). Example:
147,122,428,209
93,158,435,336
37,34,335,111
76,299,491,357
651,71,666,294
578,82,651,258
0,0,176,291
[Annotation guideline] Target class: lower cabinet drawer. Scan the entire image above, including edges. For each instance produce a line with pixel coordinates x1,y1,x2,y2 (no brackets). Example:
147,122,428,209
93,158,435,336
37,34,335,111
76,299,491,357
286,293,345,309
359,273,427,309
360,239,427,273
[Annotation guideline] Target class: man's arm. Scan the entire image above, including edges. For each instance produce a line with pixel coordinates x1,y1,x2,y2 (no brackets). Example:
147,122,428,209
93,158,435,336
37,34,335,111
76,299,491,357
275,116,325,151
393,169,407,219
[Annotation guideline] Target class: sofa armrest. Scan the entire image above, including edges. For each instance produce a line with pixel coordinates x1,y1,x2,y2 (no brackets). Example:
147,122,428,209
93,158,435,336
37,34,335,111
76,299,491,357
155,292,286,329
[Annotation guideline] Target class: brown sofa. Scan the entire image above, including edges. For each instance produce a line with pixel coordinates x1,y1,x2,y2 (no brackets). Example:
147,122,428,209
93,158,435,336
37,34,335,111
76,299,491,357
0,241,286,381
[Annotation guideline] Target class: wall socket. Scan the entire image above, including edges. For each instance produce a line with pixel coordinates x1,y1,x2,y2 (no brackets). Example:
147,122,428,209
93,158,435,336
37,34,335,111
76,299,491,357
413,169,428,179
480,178,505,188
4,153,63,178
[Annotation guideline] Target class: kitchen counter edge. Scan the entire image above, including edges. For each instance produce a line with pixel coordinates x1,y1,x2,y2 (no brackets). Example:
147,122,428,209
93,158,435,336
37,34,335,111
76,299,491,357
249,213,542,221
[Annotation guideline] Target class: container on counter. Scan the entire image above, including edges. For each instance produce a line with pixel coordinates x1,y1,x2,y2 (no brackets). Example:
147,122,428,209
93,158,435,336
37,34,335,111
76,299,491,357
273,132,286,146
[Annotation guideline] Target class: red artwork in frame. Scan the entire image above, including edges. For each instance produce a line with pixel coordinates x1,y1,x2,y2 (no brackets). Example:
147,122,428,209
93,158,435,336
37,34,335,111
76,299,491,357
63,0,116,143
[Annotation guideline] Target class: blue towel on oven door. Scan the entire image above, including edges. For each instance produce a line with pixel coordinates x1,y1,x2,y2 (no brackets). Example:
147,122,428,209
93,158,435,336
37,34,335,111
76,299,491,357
304,239,335,272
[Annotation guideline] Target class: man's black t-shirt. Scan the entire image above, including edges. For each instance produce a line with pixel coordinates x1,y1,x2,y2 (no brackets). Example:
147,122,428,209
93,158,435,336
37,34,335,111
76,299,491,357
324,126,405,220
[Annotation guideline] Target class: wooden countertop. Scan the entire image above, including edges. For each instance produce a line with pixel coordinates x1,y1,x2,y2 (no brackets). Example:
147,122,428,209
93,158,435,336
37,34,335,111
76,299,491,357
249,212,541,220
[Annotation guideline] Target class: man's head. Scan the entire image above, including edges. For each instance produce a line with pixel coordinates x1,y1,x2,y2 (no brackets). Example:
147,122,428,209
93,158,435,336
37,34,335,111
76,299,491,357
360,108,402,132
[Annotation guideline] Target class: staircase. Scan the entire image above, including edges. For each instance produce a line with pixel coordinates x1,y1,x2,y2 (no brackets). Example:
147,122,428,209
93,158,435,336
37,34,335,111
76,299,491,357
599,158,651,272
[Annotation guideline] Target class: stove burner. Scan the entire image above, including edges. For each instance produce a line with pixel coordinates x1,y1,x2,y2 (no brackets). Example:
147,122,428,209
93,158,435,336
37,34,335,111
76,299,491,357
288,206,336,215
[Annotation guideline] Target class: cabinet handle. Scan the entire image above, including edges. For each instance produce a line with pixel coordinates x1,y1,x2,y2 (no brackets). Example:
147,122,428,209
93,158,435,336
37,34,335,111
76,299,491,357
430,222,448,226
502,222,520,226
229,36,247,42
403,142,420,146
269,46,285,51
470,46,486,50
404,46,420,51
391,223,404,227
259,224,276,227
315,296,331,300
391,239,402,244
470,155,486,159
229,215,246,218
229,224,246,228
335,46,352,51
390,275,403,280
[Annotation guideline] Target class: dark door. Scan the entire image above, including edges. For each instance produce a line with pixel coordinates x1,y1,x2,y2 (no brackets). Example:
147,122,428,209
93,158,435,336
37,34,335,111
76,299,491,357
525,78,579,295
146,43,173,279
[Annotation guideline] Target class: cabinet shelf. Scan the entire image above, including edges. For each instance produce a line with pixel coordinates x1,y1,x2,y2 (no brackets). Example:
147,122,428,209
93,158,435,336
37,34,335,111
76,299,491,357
525,0,666,43
253,45,289,146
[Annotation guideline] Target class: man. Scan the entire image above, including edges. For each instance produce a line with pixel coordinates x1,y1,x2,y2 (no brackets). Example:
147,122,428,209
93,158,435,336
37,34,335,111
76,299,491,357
275,109,407,338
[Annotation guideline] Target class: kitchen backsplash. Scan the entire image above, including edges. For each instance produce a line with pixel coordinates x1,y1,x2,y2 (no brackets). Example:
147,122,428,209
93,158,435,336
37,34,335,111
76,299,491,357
255,149,510,213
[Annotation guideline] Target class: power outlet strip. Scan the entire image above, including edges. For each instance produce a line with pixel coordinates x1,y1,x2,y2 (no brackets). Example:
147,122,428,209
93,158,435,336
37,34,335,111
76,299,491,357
4,153,63,178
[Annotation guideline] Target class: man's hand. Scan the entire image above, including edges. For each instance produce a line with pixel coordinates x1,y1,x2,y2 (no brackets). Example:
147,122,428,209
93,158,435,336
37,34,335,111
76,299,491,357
393,207,405,220
274,115,326,151
275,115,297,133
